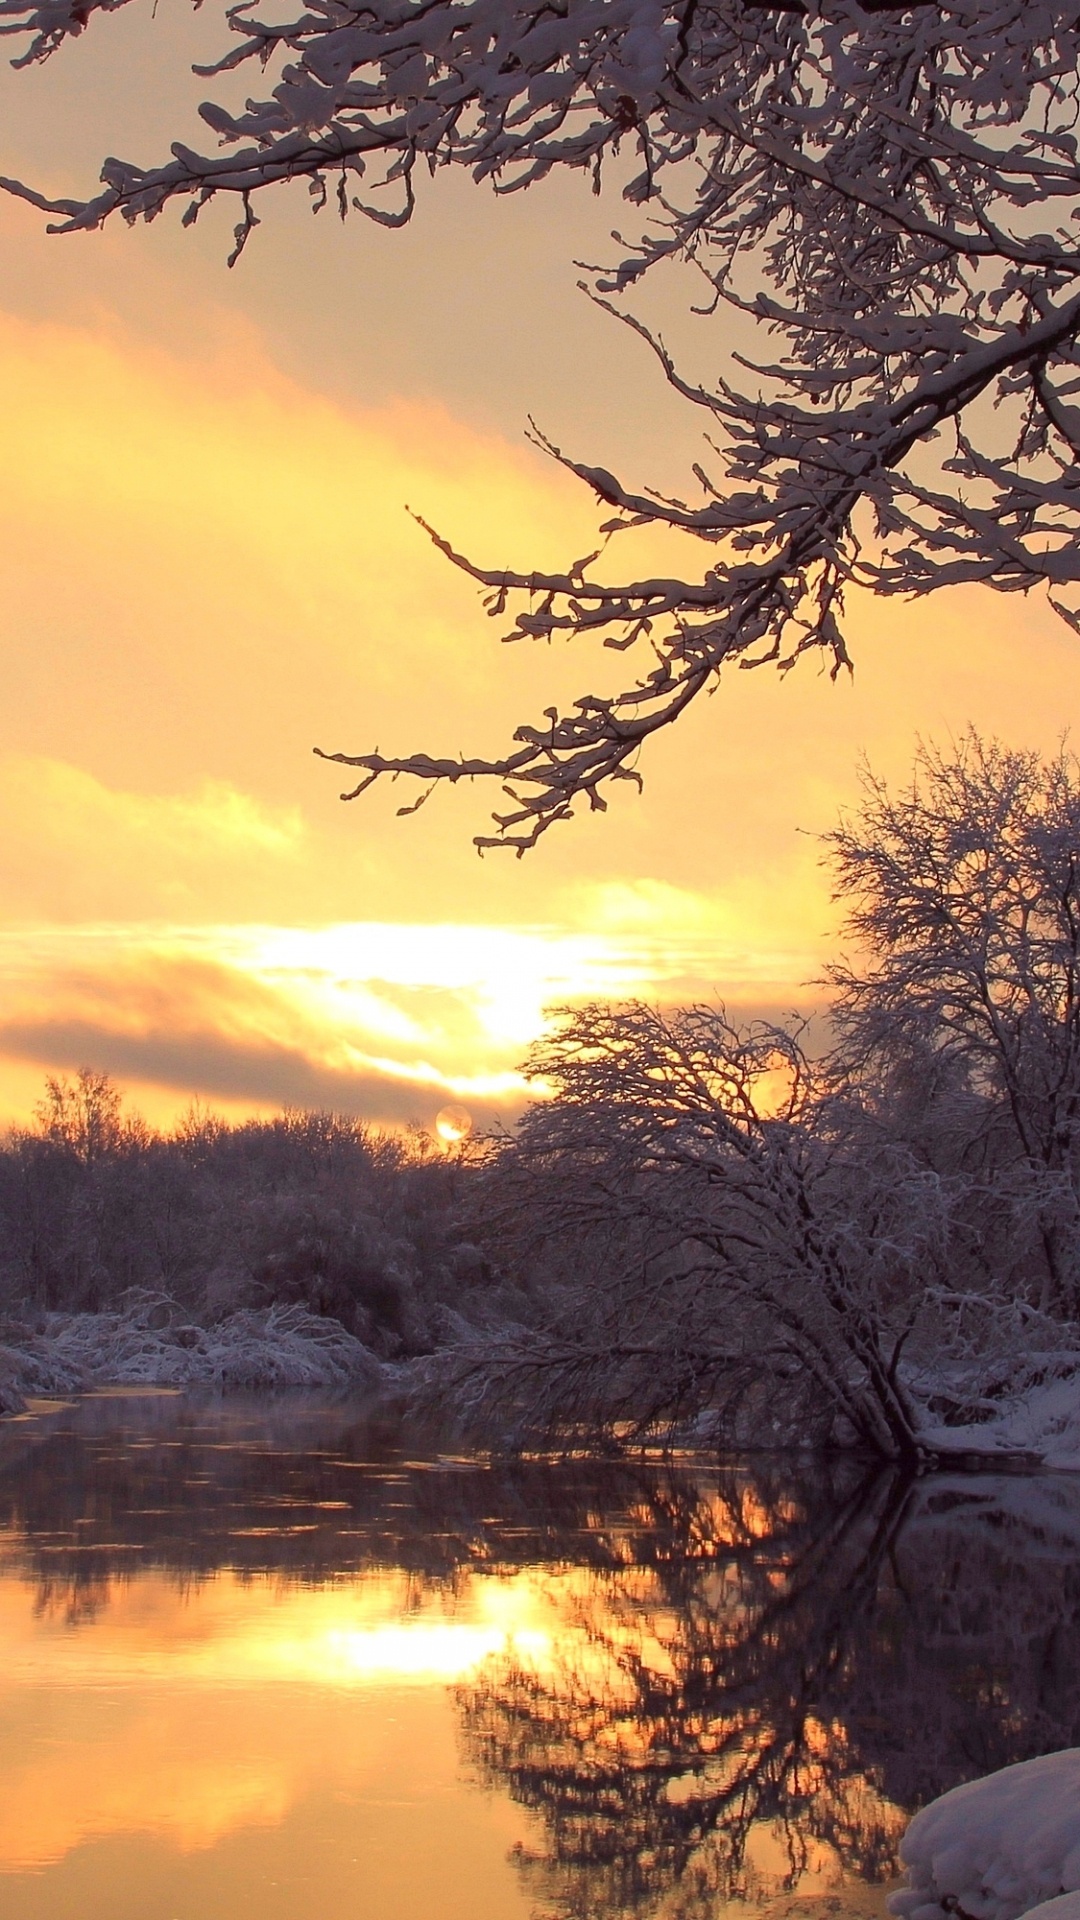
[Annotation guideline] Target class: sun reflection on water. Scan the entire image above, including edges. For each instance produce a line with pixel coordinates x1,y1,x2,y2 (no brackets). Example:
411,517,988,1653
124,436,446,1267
0,1563,562,1885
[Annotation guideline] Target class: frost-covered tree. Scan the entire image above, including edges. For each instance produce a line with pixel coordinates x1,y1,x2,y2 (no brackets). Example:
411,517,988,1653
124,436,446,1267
3,3,1080,844
827,732,1080,1317
34,1067,144,1164
435,738,1080,1454
447,1000,947,1458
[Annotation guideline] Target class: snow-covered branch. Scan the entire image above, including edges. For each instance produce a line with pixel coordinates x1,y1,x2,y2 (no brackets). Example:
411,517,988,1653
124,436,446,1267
3,5,1080,838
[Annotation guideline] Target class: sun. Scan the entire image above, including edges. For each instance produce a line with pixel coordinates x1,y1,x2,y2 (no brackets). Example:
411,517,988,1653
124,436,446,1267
434,1104,473,1146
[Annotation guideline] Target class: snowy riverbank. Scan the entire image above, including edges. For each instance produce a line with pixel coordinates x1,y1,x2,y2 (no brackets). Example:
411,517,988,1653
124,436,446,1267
915,1372,1080,1472
8,1293,1080,1474
0,1295,386,1409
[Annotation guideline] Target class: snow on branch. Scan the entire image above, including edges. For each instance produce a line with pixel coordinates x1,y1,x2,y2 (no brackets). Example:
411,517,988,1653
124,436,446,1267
5,3,1080,840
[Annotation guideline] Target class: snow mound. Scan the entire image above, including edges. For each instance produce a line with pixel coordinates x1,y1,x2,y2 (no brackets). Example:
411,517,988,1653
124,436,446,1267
14,1297,385,1395
915,1368,1080,1469
1021,1899,1080,1920
889,1751,1080,1920
990,1375,1080,1471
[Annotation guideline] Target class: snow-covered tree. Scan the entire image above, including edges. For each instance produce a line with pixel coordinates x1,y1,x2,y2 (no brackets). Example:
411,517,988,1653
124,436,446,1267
423,738,1080,1456
3,3,1080,844
827,732,1080,1317
447,1000,948,1458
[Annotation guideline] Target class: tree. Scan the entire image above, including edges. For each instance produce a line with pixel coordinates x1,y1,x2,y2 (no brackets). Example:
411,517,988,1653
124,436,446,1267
449,1000,947,1459
33,1067,138,1163
428,740,1080,1457
826,732,1080,1317
3,4,1080,845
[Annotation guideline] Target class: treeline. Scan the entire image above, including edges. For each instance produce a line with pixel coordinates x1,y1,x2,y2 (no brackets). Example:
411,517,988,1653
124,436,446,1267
0,1080,522,1359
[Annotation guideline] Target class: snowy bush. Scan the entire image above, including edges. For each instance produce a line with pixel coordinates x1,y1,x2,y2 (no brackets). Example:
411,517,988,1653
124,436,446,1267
14,1293,386,1394
890,1753,1080,1920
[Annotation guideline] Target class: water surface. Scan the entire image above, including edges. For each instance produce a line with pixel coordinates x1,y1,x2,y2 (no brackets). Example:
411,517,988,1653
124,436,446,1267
0,1394,1078,1920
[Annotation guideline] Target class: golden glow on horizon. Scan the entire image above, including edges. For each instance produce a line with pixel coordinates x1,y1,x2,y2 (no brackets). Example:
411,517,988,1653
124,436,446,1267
0,211,1078,1125
0,910,826,1130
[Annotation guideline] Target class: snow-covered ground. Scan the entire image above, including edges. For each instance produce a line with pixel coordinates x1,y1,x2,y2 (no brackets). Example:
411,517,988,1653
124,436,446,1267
917,1373,1080,1471
890,1752,1080,1920
0,1295,386,1409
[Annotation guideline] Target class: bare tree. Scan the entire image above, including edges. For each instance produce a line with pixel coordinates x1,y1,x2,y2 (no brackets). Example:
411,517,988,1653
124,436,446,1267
827,732,1080,1318
33,1067,144,1164
447,1000,947,1459
2,5,1080,844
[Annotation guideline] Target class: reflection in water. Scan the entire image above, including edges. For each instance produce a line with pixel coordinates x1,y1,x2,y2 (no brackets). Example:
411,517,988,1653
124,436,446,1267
0,1399,1079,1920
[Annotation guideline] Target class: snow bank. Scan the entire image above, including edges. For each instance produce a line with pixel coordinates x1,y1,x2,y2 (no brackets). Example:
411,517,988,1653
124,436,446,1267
988,1375,1080,1471
917,1372,1080,1470
1,1296,386,1400
1021,1900,1080,1920
0,1338,82,1412
889,1751,1080,1920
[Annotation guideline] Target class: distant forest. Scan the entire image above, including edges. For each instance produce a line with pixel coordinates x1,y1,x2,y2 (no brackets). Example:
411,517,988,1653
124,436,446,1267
0,1080,524,1359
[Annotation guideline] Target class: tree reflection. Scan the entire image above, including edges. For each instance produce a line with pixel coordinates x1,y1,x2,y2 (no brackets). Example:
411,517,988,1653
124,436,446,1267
457,1468,1080,1920
3,1399,1080,1920
455,1468,909,1919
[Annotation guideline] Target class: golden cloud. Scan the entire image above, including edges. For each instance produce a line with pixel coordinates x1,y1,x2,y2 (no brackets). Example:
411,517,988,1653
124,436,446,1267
0,911,814,1129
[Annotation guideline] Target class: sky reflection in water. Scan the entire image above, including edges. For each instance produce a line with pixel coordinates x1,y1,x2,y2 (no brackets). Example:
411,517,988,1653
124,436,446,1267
0,1397,1077,1920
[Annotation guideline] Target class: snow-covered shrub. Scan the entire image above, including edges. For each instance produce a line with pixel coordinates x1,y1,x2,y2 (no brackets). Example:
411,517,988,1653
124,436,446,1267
890,1752,1080,1920
17,1293,385,1393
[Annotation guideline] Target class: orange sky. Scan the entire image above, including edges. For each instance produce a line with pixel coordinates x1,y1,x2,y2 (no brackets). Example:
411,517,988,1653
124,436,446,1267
0,12,1079,1130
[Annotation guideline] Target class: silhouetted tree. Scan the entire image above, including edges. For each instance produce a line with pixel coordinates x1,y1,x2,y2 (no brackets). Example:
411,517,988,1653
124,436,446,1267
34,1068,144,1164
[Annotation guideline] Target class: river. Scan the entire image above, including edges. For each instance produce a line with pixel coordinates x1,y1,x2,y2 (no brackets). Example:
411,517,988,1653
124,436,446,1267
0,1392,1077,1920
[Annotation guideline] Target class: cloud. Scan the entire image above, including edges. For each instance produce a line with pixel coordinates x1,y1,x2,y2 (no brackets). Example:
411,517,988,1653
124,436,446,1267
0,940,527,1126
0,1017,492,1128
0,758,306,922
0,933,545,1127
0,911,828,1129
2,247,1080,1128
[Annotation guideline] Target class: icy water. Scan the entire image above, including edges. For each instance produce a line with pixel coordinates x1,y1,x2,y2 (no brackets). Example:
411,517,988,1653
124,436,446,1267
0,1399,1079,1920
